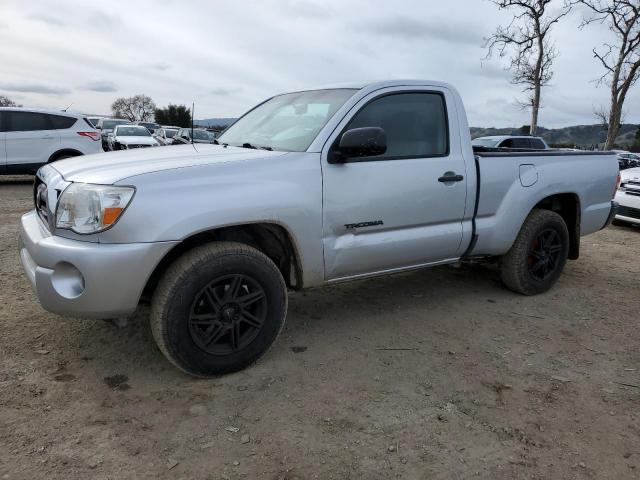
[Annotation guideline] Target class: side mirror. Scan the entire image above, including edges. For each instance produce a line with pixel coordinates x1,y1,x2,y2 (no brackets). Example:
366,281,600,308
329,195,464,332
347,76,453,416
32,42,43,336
95,126,102,130
330,127,387,163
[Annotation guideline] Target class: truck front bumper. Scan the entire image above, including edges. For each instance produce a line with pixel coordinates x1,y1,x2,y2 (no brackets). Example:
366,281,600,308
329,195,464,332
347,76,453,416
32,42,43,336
19,211,178,319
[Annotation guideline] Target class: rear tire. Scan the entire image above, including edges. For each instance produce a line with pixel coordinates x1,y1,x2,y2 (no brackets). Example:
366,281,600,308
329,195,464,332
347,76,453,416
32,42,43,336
150,242,287,377
500,209,569,296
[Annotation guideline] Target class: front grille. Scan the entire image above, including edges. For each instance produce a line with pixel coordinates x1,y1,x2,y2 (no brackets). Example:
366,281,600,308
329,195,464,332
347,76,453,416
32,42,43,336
624,180,640,196
127,144,151,149
617,205,640,219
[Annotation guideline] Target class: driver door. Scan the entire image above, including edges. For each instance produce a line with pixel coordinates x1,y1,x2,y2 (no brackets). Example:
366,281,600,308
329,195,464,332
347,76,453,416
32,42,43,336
321,87,469,280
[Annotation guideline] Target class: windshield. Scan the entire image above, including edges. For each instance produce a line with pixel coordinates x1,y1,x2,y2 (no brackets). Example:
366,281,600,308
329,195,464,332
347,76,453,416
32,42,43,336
116,126,151,137
103,119,130,129
218,88,357,151
140,123,159,129
165,129,177,138
472,138,500,147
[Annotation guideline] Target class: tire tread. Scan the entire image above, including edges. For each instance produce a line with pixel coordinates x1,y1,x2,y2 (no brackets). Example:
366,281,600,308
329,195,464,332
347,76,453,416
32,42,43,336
500,209,569,296
150,241,287,377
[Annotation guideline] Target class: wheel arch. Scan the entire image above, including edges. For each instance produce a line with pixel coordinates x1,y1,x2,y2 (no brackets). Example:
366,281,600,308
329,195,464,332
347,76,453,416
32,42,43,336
48,149,83,163
142,222,304,300
532,192,581,259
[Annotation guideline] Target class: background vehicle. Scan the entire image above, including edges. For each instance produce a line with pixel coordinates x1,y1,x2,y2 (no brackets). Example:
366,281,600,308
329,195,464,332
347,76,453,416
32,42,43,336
135,121,160,134
171,128,216,144
472,135,549,149
107,124,159,150
86,117,103,128
614,166,640,226
0,107,102,174
617,152,640,170
95,118,131,150
19,80,618,377
152,127,179,146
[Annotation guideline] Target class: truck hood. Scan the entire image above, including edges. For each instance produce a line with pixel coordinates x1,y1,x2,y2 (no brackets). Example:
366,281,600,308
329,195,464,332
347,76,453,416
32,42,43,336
51,144,287,184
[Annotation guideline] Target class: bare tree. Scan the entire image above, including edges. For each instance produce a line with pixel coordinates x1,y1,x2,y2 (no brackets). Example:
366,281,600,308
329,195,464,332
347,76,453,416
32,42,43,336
0,95,21,107
111,94,156,121
594,105,610,130
485,1,570,135
572,0,640,150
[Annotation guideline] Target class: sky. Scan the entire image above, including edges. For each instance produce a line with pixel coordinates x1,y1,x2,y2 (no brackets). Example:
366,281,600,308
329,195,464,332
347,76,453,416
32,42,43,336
0,0,637,128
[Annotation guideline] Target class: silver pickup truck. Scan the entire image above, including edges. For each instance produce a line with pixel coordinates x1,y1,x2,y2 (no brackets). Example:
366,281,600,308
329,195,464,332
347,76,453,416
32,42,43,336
19,80,619,376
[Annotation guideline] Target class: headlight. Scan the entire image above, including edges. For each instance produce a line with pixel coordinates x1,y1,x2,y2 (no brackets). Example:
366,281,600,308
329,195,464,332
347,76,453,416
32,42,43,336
55,183,135,234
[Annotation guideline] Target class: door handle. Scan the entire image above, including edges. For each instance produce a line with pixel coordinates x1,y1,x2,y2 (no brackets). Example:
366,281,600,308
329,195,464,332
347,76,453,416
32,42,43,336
438,172,464,183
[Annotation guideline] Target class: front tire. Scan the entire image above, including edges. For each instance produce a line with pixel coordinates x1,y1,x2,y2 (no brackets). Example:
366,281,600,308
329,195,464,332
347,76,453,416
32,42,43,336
150,242,287,377
500,209,569,295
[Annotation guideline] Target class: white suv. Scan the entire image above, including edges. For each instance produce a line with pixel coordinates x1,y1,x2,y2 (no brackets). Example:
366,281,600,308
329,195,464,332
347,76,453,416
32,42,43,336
0,108,102,175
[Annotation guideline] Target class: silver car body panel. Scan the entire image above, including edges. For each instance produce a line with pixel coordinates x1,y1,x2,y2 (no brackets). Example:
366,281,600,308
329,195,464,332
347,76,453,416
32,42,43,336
472,152,618,256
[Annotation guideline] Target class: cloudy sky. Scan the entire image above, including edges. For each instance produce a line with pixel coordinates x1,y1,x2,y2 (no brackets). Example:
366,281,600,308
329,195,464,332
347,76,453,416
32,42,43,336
1,0,637,127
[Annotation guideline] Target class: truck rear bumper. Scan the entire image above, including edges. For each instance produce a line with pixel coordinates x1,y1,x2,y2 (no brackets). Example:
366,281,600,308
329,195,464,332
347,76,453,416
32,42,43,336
19,211,177,319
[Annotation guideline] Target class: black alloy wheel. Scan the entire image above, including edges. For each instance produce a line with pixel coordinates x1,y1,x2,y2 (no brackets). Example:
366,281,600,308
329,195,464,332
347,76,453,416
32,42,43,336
527,228,563,281
188,274,267,355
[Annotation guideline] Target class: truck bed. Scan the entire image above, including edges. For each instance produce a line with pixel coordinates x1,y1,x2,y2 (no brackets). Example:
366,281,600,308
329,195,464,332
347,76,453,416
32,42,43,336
468,148,618,258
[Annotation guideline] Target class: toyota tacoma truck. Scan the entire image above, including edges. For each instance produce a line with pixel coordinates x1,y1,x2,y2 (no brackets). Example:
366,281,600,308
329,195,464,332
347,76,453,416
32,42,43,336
19,80,619,377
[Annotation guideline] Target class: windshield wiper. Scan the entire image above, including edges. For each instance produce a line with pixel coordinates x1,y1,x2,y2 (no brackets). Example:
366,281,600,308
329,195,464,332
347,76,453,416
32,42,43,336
240,142,273,151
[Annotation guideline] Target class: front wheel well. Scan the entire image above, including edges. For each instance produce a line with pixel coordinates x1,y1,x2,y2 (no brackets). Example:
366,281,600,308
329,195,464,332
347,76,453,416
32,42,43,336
533,193,581,259
142,223,302,300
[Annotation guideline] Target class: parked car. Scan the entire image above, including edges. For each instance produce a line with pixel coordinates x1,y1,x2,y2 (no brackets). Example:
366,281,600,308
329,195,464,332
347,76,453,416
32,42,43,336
95,118,131,150
0,108,102,175
472,135,549,149
617,152,640,170
152,127,179,146
86,117,103,128
614,166,640,226
135,121,160,134
18,80,618,377
172,128,216,144
107,124,159,150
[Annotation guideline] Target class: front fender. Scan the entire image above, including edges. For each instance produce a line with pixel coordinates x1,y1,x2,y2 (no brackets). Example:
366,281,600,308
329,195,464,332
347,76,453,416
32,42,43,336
99,152,325,286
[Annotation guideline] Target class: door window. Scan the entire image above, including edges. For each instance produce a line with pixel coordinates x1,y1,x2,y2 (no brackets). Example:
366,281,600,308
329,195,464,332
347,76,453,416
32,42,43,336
501,138,533,149
530,138,546,149
344,93,448,160
6,111,53,132
49,115,77,129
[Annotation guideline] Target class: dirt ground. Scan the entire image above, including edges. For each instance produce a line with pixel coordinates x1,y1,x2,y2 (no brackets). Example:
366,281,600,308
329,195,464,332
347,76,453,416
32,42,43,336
1,175,639,480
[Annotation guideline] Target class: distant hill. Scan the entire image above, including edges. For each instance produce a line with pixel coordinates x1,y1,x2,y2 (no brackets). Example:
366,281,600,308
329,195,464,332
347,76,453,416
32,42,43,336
195,118,237,128
471,124,639,148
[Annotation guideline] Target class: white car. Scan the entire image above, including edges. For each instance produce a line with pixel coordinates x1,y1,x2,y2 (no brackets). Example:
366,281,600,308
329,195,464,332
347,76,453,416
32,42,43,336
152,127,179,146
614,167,640,226
0,108,102,175
472,135,549,149
107,124,159,150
